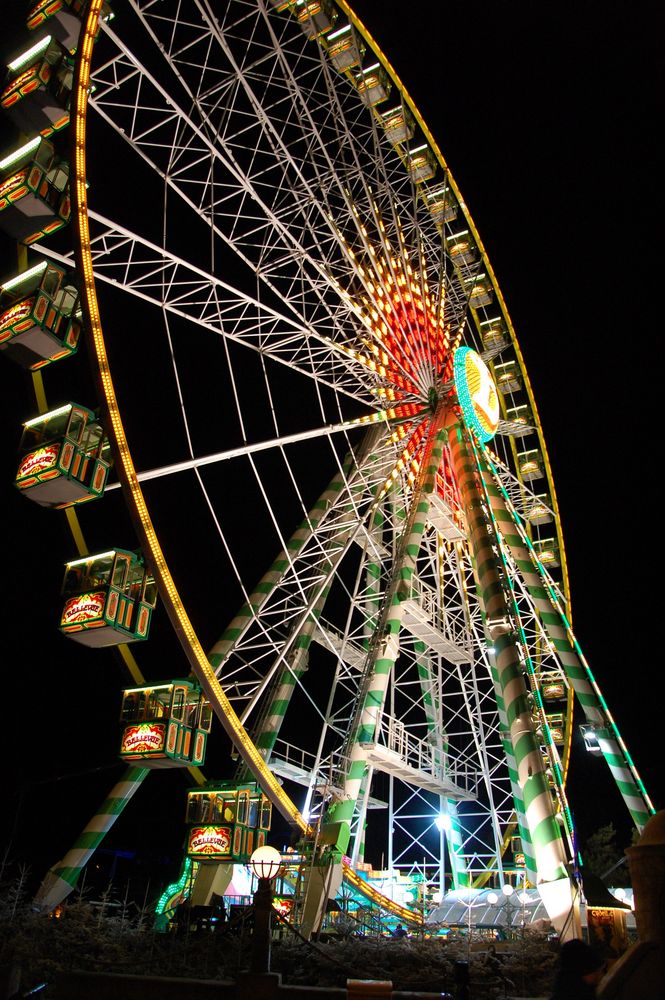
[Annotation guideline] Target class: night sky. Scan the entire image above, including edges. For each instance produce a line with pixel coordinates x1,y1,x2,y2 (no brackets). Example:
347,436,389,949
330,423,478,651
0,0,661,898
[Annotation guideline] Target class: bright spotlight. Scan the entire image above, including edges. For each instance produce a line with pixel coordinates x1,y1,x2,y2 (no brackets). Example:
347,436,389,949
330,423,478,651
435,813,452,832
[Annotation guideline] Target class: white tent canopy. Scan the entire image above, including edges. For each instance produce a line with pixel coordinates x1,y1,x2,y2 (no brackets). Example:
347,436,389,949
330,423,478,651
426,886,635,931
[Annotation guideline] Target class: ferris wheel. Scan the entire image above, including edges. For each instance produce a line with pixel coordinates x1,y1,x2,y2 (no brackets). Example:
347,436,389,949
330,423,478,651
1,0,653,936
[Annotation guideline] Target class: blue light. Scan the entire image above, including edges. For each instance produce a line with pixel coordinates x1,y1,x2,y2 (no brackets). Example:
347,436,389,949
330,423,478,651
453,347,499,443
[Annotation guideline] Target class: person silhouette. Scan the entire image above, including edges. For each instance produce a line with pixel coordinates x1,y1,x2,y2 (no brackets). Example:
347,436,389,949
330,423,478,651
550,939,604,999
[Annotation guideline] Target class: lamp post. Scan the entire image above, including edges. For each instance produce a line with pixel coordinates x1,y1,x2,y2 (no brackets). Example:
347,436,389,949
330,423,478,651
502,881,514,931
249,845,282,976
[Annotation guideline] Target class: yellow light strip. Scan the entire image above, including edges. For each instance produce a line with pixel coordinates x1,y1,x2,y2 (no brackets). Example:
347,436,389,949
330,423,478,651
72,0,309,834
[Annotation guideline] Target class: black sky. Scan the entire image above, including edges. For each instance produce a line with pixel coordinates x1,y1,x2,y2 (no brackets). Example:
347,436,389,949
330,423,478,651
1,1,662,892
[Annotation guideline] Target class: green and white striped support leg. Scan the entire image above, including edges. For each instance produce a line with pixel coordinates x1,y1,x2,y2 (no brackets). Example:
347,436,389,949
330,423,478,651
489,657,539,886
252,585,331,763
349,530,385,864
362,526,383,651
414,638,439,736
351,770,372,865
34,765,149,913
331,416,449,835
448,424,570,890
254,645,310,760
208,441,378,673
478,453,653,831
478,462,604,724
594,729,653,830
444,802,471,889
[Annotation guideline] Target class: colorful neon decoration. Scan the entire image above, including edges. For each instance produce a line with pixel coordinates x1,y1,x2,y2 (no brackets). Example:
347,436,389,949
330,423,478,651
188,825,232,857
60,590,105,626
453,346,500,443
120,723,166,756
17,445,59,480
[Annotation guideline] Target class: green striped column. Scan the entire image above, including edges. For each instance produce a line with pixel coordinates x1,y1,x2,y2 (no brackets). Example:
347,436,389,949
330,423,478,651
352,773,372,864
208,443,374,673
34,765,149,913
448,423,570,889
362,510,384,652
350,513,386,864
442,803,470,889
245,451,386,771
252,645,311,760
252,587,329,762
478,451,654,832
489,655,539,885
330,412,449,833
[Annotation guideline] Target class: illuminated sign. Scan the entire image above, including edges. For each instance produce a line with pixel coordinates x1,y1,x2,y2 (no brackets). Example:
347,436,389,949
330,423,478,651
188,825,232,857
121,723,166,755
17,445,59,479
60,590,105,625
0,300,33,332
453,347,500,443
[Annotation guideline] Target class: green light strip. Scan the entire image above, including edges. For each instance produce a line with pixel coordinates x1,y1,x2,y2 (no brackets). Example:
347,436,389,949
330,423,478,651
481,446,655,823
469,437,575,846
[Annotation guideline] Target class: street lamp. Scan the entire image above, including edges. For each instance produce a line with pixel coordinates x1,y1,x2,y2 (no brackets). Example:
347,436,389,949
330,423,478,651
249,845,282,975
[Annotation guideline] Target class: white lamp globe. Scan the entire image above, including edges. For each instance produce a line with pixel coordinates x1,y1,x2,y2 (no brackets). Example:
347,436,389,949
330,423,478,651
502,883,514,897
487,892,499,904
250,845,282,880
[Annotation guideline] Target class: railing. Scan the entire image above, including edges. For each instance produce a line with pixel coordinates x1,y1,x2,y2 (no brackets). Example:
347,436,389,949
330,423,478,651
406,575,472,657
378,716,479,796
272,724,480,798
